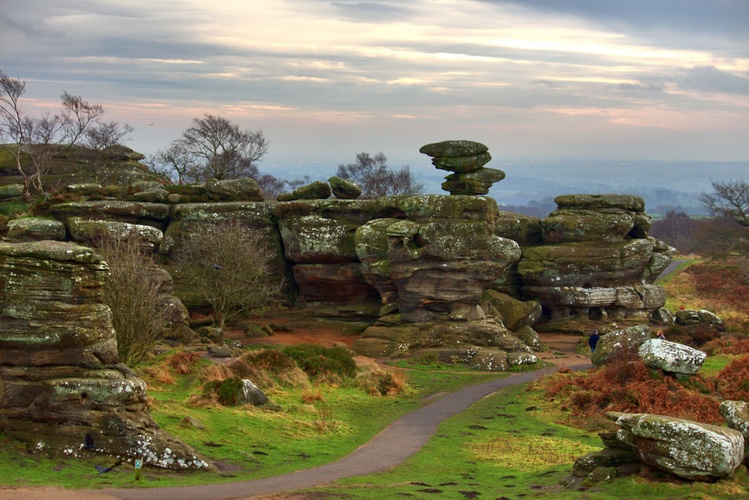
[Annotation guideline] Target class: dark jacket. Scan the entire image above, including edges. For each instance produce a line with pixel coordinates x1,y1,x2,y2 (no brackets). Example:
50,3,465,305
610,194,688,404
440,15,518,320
588,332,600,351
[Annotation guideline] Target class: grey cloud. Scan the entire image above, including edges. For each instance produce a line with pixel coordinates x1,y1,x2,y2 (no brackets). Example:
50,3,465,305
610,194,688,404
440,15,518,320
678,66,749,95
478,0,749,36
329,2,418,22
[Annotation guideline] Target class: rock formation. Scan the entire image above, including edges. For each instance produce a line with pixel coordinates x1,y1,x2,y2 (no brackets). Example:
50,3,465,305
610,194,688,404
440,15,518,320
419,140,506,195
608,412,745,481
519,194,674,323
0,241,209,469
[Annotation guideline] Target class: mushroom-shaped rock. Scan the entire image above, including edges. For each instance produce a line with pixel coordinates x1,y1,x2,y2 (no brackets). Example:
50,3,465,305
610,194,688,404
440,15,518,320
419,140,488,158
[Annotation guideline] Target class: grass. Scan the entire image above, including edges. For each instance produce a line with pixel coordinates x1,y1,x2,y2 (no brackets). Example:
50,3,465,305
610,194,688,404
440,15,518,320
301,382,749,499
0,348,506,490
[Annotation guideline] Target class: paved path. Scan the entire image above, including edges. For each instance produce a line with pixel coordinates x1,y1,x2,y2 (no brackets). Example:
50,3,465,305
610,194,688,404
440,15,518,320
103,362,590,500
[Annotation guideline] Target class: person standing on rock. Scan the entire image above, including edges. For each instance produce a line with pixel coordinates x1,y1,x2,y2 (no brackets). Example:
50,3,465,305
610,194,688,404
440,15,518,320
588,330,600,352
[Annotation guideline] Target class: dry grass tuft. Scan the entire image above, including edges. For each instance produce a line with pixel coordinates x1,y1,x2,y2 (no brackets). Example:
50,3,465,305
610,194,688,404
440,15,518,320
354,365,409,397
301,389,325,404
715,354,749,401
166,351,202,374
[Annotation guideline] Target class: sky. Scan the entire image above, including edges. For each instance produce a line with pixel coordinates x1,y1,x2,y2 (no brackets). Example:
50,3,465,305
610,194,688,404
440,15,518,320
1,0,748,176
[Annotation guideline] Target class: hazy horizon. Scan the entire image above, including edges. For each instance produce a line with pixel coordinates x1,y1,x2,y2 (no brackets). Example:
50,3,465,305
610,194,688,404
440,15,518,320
1,0,747,165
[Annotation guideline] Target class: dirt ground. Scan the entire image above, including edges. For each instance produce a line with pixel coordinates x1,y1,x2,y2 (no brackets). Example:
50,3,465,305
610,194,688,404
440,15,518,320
0,318,590,500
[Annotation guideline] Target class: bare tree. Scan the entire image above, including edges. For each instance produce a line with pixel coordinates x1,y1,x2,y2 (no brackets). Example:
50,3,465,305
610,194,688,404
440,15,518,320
700,179,749,228
96,235,173,367
0,70,130,197
172,114,268,181
175,221,283,329
149,142,198,185
336,152,424,198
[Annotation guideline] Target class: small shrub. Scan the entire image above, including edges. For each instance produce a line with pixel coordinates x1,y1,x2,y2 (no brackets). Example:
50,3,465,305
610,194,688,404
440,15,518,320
301,389,325,404
166,351,201,375
354,367,409,396
203,377,245,406
282,344,357,380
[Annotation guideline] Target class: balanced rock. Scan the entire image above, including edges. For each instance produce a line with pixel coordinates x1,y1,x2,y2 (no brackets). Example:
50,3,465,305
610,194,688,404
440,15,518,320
419,140,505,196
205,177,264,201
277,180,331,201
609,412,745,481
637,339,706,374
0,241,209,469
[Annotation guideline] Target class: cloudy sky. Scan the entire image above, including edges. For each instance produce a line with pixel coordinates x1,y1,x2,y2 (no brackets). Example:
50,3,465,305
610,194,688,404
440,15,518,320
1,0,748,172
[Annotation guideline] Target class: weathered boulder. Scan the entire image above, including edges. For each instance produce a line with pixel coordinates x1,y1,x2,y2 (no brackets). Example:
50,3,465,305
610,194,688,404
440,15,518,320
128,181,163,194
419,140,488,158
555,194,645,213
7,217,67,241
572,448,638,477
652,307,675,325
127,188,169,203
328,176,362,199
441,167,506,196
720,400,749,466
278,180,331,201
66,218,164,251
0,183,24,199
675,309,723,327
637,339,706,374
240,380,269,406
512,325,542,350
609,412,745,481
352,320,537,370
0,241,209,469
50,200,170,227
480,289,541,331
205,177,264,201
431,152,492,173
591,325,651,367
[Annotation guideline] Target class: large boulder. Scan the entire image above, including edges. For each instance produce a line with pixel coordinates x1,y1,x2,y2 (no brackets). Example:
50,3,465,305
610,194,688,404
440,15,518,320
278,180,331,201
353,319,537,371
0,241,209,469
609,412,745,481
328,176,362,199
480,289,541,331
675,309,723,327
7,217,67,241
637,339,706,375
66,218,164,251
50,200,170,227
205,177,264,201
418,140,488,158
441,167,506,196
0,184,24,200
720,401,749,466
591,325,651,367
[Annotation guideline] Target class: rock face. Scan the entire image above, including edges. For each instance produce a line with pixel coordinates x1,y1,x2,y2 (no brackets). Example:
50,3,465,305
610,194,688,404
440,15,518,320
7,217,67,241
419,140,506,196
519,194,674,323
0,241,209,469
637,339,706,374
609,412,745,481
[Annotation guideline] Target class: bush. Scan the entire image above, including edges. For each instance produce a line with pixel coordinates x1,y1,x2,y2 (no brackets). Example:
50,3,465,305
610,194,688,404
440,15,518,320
282,344,357,380
203,377,245,406
96,234,173,367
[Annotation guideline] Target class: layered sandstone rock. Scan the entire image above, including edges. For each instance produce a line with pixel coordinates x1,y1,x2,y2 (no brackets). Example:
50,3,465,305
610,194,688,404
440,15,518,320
0,241,209,469
519,194,674,322
419,140,506,196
